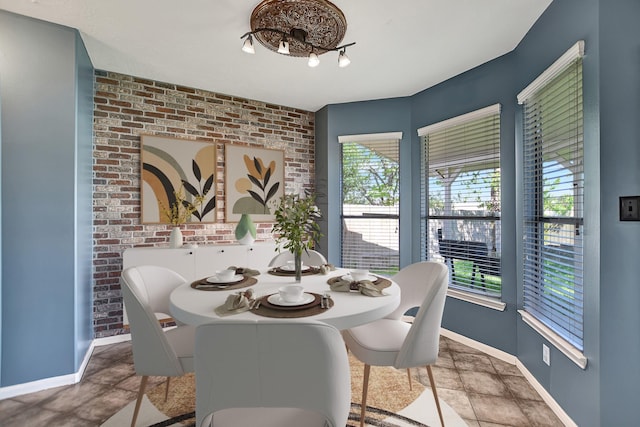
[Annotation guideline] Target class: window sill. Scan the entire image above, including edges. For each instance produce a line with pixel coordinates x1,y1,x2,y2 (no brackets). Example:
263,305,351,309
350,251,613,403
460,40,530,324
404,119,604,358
447,288,506,311
518,310,587,369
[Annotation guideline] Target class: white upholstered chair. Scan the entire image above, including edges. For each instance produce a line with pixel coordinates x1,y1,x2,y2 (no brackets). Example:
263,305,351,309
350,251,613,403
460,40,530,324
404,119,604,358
121,265,195,427
342,261,449,427
195,319,351,427
268,249,327,267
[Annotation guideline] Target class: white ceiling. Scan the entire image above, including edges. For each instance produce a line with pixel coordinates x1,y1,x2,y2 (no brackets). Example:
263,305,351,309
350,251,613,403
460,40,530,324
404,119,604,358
0,0,552,112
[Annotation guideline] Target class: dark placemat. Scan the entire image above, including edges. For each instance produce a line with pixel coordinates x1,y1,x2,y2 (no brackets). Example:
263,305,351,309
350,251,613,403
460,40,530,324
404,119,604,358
326,275,392,290
190,276,257,291
267,267,321,277
251,292,333,318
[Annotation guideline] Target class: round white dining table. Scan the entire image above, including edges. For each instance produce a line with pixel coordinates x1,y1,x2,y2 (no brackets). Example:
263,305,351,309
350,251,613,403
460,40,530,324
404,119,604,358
169,268,400,330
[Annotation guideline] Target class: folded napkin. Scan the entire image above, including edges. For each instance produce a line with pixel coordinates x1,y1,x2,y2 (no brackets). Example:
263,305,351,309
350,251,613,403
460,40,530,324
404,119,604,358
319,263,336,275
228,266,260,276
329,278,388,297
214,289,255,316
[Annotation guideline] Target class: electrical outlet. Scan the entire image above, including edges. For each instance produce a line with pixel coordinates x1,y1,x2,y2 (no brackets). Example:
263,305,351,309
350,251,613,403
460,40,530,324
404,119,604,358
543,344,550,366
620,196,640,221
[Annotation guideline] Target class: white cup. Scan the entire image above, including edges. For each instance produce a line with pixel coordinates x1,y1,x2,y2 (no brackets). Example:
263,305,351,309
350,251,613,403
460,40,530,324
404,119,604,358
350,269,369,282
279,285,304,303
216,268,236,281
285,260,303,270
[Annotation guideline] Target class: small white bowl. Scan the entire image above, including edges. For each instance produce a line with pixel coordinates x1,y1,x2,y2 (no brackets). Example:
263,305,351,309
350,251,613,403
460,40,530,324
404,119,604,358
278,285,304,303
216,268,236,281
350,269,369,282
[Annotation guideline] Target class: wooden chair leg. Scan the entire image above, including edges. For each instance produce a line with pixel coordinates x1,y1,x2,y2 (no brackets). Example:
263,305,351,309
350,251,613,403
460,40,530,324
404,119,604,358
131,376,148,427
164,376,171,401
426,365,445,427
406,368,413,391
360,364,371,427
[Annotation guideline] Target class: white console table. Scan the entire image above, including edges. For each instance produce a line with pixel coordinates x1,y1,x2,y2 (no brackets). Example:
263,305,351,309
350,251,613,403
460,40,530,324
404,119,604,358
122,242,278,324
123,242,278,283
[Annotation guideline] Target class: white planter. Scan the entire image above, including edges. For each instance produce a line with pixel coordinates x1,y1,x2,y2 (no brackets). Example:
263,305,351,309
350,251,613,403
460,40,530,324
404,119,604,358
169,227,183,248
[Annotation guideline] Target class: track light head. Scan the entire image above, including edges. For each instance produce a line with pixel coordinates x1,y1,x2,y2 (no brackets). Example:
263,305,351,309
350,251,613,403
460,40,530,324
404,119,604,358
241,35,255,54
308,52,320,67
338,49,350,68
277,39,290,55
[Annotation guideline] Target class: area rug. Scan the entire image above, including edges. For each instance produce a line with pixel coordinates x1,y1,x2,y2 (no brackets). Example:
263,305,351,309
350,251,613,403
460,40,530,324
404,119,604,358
102,354,466,427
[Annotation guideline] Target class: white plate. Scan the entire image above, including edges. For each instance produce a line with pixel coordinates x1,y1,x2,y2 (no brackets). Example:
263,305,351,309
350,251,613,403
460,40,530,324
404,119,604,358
206,274,244,284
267,293,315,306
279,264,311,272
342,274,377,282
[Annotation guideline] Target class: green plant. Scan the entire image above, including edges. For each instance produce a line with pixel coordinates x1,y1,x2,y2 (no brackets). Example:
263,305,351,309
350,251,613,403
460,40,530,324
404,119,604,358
271,191,322,256
159,185,204,225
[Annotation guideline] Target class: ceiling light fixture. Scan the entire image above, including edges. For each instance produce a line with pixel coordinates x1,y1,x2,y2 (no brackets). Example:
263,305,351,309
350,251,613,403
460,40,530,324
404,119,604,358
240,0,356,68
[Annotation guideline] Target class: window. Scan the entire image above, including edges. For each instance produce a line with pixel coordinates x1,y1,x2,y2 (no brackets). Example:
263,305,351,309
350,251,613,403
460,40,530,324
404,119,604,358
339,133,401,276
518,41,586,361
419,105,502,299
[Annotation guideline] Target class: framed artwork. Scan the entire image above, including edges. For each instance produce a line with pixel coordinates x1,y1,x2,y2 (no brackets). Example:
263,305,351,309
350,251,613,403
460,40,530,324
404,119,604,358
141,135,216,224
225,144,284,222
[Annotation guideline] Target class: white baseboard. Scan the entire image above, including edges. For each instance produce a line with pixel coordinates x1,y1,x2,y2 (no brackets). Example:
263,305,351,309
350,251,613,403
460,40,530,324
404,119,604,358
93,332,132,347
0,333,134,400
0,340,97,400
441,328,576,427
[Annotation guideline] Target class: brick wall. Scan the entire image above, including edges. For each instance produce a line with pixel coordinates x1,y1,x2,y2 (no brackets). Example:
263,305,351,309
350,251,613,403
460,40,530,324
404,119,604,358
92,70,315,338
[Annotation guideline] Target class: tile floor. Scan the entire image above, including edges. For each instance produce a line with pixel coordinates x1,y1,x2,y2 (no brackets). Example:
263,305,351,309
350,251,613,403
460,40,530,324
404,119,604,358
0,336,564,426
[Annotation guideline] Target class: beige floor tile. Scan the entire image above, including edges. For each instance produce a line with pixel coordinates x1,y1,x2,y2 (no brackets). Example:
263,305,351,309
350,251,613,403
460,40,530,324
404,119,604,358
501,375,543,401
1,405,64,427
0,399,27,423
435,350,456,369
429,365,465,390
453,353,497,374
459,371,509,397
42,381,111,412
74,387,137,423
86,362,136,386
469,393,530,426
518,399,564,426
11,383,69,405
0,336,566,427
447,339,486,355
489,357,522,377
437,387,477,420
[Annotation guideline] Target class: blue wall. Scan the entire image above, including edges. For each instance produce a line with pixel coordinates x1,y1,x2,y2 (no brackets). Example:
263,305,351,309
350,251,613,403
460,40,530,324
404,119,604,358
597,1,640,424
0,11,93,386
74,30,94,371
316,0,639,424
315,98,412,267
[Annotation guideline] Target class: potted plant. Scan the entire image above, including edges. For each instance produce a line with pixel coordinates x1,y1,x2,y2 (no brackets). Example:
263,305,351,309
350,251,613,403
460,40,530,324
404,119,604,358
271,191,322,281
159,186,204,248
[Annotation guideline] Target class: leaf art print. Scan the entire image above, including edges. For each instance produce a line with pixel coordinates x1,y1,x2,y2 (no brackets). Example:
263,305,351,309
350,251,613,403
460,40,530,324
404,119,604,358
225,144,284,222
141,135,216,224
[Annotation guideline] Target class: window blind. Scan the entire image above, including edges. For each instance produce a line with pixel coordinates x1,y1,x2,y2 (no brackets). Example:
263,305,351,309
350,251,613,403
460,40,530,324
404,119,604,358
340,136,400,275
520,42,585,351
419,104,502,297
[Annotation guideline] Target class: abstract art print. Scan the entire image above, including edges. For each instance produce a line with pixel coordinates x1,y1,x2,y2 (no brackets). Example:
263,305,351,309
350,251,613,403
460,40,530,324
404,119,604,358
141,135,216,224
225,144,284,222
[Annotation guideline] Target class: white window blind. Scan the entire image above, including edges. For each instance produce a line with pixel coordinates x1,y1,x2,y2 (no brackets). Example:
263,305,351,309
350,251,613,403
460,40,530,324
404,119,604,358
520,41,585,351
419,104,502,297
340,134,400,275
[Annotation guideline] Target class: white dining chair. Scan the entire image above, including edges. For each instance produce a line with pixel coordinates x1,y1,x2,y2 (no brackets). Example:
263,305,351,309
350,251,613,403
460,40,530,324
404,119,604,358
342,261,449,427
268,249,327,267
195,319,351,427
121,265,195,427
